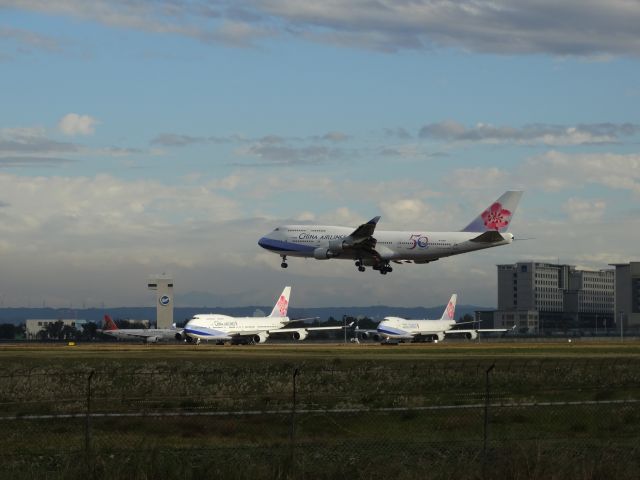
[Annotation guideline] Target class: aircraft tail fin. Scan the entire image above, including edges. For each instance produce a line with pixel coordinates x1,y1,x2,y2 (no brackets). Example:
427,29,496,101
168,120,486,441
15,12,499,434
103,314,119,331
461,191,523,233
269,286,291,318
440,294,458,321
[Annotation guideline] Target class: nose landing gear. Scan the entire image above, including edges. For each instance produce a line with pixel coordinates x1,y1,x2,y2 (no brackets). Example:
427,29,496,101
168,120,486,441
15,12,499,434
280,255,288,268
355,260,365,272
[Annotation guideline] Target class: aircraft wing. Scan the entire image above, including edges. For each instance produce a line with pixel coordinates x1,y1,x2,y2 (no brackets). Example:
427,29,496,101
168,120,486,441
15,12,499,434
445,328,511,335
271,326,344,334
348,216,380,243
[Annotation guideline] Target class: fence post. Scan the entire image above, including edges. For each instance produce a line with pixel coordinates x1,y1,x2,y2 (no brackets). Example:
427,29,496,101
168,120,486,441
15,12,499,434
483,363,495,455
289,367,300,469
85,370,95,475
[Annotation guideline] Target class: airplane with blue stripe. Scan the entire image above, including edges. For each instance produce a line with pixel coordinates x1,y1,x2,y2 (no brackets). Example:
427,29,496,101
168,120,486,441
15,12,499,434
178,286,342,345
358,294,510,343
258,191,523,275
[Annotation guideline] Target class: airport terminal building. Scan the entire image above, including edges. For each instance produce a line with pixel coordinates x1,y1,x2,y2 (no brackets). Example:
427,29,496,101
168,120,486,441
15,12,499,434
611,262,640,329
486,262,615,333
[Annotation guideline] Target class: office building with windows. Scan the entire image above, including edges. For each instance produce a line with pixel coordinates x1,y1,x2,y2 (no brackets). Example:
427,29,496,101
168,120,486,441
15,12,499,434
611,262,640,329
490,262,614,332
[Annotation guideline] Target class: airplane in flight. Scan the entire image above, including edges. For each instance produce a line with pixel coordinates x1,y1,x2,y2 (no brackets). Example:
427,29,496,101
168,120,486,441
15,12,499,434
358,294,510,343
179,286,343,344
258,191,523,274
99,315,180,343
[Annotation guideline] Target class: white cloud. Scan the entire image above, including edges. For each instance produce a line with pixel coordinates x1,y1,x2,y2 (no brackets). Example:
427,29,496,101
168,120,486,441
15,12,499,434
522,151,640,194
448,167,510,191
58,113,98,136
419,121,639,145
379,198,434,225
563,197,606,222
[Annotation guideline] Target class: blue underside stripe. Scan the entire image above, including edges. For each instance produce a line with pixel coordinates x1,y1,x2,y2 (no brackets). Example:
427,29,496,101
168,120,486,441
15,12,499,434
185,327,228,338
378,327,410,337
258,238,315,253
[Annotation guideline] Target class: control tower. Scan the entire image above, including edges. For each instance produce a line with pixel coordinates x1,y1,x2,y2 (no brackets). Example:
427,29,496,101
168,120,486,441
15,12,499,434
147,274,174,329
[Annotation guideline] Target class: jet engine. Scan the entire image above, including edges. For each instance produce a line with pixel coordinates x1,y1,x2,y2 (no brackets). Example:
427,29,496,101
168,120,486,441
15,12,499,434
313,247,333,259
465,331,478,340
175,332,185,341
360,331,382,342
328,238,349,252
252,332,269,344
291,329,309,341
144,336,160,344
313,238,351,259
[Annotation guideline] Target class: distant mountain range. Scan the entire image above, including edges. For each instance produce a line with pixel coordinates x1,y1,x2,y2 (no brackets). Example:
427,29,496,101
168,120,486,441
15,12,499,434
0,304,493,326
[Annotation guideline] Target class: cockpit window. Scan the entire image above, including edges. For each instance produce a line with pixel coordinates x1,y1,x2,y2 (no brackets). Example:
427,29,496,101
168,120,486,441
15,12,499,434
275,228,280,231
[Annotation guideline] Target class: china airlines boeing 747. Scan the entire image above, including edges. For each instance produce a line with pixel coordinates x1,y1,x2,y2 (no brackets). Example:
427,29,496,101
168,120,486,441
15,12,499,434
258,191,523,274
179,286,343,345
358,294,510,343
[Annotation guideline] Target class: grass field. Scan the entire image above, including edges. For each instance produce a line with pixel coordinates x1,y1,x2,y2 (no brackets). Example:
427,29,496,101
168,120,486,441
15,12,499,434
1,341,639,479
2,339,640,363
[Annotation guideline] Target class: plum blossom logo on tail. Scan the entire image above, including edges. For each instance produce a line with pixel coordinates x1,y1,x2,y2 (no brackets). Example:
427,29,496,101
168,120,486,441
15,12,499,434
481,202,512,230
446,301,455,320
277,295,289,316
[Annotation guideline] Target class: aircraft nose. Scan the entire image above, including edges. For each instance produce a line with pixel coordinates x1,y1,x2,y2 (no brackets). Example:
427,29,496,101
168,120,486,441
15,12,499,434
258,236,269,249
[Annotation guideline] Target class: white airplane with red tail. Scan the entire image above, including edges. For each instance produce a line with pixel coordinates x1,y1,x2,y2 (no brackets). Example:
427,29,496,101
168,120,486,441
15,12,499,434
180,286,343,345
359,294,511,343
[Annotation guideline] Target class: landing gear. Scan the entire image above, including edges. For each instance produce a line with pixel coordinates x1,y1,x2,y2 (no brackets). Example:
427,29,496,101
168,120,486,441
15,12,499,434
280,255,288,269
355,260,365,272
379,263,393,275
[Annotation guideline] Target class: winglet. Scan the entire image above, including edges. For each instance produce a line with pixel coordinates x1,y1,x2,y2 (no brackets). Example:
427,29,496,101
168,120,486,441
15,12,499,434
269,286,291,318
462,191,523,233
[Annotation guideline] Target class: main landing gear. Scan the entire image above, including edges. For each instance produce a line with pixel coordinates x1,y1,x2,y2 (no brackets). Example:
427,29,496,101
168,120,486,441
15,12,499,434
357,260,393,275
280,255,288,269
375,263,393,275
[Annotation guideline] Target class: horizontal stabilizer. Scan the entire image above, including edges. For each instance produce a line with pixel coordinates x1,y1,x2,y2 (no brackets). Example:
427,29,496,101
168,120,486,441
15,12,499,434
470,230,504,243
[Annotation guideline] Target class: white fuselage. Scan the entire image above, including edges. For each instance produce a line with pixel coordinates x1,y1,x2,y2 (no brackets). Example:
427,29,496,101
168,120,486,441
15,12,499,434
184,314,289,340
259,226,513,264
377,317,456,338
102,328,176,342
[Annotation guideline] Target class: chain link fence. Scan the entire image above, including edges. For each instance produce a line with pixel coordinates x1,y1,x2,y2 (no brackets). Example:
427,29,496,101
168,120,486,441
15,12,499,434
1,360,639,479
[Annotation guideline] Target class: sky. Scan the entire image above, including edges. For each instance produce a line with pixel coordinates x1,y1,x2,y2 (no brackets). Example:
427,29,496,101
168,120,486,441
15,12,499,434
1,0,639,309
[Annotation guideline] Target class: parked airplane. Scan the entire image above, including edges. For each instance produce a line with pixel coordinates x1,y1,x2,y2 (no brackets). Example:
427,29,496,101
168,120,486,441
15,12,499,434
99,315,180,343
179,286,343,344
258,191,523,274
358,294,510,343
